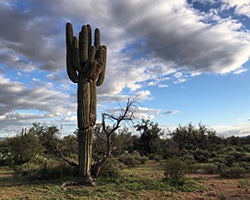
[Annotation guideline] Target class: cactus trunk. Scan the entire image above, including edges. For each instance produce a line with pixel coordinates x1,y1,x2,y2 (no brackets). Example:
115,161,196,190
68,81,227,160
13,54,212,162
66,23,107,185
78,128,93,183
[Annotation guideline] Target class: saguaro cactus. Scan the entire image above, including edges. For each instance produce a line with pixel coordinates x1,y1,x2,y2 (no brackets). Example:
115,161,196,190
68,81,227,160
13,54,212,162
66,23,107,184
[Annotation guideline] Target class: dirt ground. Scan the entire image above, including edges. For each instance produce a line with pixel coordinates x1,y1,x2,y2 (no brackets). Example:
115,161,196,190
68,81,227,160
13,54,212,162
0,167,249,200
173,174,250,200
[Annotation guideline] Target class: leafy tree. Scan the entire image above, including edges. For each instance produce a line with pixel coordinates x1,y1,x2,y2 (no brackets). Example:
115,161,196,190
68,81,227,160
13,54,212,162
206,131,224,150
171,123,217,150
135,119,162,156
29,123,59,154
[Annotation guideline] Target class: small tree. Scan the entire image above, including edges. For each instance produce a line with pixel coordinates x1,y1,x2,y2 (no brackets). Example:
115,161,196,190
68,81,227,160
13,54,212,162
171,123,217,150
29,123,59,154
135,119,162,156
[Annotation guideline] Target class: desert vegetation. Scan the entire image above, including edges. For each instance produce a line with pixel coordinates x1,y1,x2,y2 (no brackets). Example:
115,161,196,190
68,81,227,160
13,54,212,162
0,120,249,199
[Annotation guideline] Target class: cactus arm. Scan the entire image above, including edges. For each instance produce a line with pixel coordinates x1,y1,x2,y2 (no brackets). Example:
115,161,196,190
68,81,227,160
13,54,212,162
79,25,88,67
66,23,78,83
94,28,100,48
72,37,81,71
87,25,92,54
66,23,73,48
96,45,107,86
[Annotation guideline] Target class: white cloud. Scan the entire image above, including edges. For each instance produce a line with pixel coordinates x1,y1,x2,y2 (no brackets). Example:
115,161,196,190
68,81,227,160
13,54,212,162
233,67,247,74
1,0,249,94
0,73,75,135
0,112,45,122
64,115,77,122
134,90,152,101
213,123,250,137
222,0,250,17
0,0,250,136
164,110,180,115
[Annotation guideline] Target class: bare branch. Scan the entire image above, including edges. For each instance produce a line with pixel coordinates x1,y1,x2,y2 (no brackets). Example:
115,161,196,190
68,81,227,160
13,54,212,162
55,148,79,169
91,98,137,178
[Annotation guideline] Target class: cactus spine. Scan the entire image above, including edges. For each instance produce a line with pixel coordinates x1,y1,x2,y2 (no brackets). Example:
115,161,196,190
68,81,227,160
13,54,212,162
66,23,107,184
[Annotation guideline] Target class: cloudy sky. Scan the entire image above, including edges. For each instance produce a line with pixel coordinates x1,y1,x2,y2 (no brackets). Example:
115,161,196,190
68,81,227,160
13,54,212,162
0,0,250,137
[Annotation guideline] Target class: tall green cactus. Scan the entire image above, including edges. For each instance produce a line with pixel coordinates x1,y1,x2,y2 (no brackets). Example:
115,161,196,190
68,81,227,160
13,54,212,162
66,23,107,184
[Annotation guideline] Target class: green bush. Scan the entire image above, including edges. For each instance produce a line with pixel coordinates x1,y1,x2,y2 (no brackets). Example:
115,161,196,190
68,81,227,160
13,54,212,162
16,155,77,180
224,154,236,167
192,149,211,163
2,133,44,166
99,158,124,179
238,162,250,172
241,154,250,162
118,151,147,168
200,163,218,174
148,154,162,161
180,153,196,173
164,157,188,186
219,166,246,179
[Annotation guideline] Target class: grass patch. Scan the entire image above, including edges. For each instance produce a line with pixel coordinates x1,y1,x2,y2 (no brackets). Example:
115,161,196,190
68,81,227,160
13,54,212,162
0,162,203,200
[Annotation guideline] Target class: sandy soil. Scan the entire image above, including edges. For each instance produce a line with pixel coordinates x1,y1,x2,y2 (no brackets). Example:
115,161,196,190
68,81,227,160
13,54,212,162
174,174,250,200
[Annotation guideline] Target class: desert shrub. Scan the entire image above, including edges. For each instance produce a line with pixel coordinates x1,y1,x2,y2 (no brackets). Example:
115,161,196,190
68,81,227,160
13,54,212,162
224,154,236,167
208,156,228,171
219,166,246,179
208,156,223,163
118,151,147,168
119,153,137,168
16,155,77,180
230,151,245,161
240,154,250,162
3,133,44,166
237,179,250,190
223,146,236,152
237,162,250,172
188,163,200,173
164,157,188,186
200,163,218,174
180,153,196,173
192,149,212,163
180,153,195,163
243,145,250,152
131,151,148,164
235,146,245,152
99,158,124,179
148,154,162,161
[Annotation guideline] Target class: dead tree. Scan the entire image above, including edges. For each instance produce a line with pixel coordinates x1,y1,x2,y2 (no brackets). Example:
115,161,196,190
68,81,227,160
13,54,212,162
91,98,137,178
56,98,137,182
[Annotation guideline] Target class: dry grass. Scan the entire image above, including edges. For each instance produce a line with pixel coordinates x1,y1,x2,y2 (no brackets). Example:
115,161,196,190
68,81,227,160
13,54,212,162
0,162,249,200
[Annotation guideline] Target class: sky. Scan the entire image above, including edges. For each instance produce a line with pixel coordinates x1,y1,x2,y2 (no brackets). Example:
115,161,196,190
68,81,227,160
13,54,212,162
0,0,250,138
